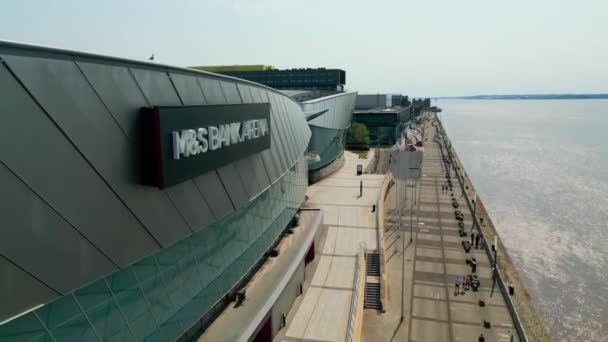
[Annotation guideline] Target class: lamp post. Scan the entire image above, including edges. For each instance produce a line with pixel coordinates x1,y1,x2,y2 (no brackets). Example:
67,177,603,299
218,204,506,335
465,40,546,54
407,167,420,243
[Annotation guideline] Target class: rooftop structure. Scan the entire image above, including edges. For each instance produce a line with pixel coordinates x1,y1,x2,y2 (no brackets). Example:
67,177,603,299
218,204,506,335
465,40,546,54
194,66,346,91
190,64,275,72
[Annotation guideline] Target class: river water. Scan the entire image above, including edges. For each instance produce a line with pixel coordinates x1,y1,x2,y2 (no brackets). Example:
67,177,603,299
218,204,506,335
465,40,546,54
437,99,608,341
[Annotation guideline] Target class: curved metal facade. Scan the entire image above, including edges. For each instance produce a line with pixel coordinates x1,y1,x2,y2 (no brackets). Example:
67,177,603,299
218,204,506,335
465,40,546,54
300,91,356,171
0,41,311,340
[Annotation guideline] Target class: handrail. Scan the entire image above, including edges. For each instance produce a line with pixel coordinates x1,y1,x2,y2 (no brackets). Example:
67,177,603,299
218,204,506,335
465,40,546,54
434,116,529,342
376,174,393,311
345,251,360,342
345,244,366,342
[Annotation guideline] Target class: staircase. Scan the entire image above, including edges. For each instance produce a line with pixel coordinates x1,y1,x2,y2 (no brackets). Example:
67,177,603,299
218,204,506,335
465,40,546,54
366,253,380,276
364,252,382,310
364,283,381,310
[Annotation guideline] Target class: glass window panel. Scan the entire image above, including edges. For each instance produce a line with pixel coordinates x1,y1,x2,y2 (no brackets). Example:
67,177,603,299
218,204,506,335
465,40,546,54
145,318,182,342
74,279,112,312
132,257,159,284
115,289,149,323
105,327,134,342
129,310,157,341
141,277,174,324
107,268,139,294
36,295,80,330
86,300,127,339
25,333,54,342
51,315,97,342
0,312,45,342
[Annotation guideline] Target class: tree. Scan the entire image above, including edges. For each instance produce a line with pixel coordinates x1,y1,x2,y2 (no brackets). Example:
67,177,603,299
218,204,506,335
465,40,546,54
348,123,370,145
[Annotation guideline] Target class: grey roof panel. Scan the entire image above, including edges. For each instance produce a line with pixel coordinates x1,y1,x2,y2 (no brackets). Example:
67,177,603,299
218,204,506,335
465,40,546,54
0,256,58,324
0,60,160,264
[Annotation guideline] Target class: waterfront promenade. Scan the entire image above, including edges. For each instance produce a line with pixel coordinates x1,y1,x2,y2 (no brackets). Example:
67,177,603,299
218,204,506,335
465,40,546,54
276,151,385,341
363,118,518,341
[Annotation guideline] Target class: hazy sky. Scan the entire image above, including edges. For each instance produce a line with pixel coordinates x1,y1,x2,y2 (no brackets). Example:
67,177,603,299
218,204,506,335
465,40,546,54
1,0,606,97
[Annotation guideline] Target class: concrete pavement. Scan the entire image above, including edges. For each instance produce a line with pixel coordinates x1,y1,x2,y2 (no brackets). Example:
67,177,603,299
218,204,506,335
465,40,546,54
276,151,385,342
362,118,518,342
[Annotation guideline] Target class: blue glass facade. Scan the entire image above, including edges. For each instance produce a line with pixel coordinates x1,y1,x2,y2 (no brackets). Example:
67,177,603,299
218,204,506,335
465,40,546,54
300,92,357,176
0,159,308,342
307,126,348,171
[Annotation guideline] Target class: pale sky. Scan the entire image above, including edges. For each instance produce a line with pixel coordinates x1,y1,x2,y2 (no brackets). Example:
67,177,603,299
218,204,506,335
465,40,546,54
1,0,606,97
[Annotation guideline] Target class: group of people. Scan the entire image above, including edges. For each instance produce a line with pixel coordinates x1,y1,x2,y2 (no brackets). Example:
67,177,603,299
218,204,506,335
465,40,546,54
454,274,475,295
470,230,483,249
441,183,450,193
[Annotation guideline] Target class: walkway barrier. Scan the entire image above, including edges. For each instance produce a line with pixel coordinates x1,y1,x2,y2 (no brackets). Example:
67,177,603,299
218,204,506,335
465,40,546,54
346,244,366,342
376,174,393,310
435,117,529,342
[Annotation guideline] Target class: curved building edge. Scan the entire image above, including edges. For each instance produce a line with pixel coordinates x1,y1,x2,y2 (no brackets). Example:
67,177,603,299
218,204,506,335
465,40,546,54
0,40,313,341
300,91,357,173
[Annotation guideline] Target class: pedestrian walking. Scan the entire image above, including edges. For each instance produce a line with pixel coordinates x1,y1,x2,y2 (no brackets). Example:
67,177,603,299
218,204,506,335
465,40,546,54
475,234,481,249
470,232,475,244
359,180,363,197
454,276,460,295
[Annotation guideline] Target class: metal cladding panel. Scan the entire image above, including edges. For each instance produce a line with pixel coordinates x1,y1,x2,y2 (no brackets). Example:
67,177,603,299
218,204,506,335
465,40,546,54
258,90,285,176
0,59,159,266
232,86,272,196
236,83,253,103
234,154,270,199
249,85,265,103
164,181,214,231
75,60,148,139
288,96,311,160
281,97,302,162
198,78,227,104
131,66,215,242
0,256,58,323
129,67,181,106
257,90,281,181
165,72,223,230
277,96,299,164
192,171,235,219
169,72,207,105
0,41,313,322
0,162,116,294
277,92,300,165
219,81,242,103
217,164,249,209
75,60,193,247
296,101,311,150
267,93,290,172
304,91,356,130
260,150,280,182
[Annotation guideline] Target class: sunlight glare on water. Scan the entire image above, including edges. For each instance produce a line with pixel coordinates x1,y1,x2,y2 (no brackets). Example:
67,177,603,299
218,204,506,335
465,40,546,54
438,99,608,341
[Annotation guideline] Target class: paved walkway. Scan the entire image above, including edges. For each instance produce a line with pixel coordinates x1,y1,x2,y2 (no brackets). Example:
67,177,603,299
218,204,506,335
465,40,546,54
363,118,518,342
277,151,385,342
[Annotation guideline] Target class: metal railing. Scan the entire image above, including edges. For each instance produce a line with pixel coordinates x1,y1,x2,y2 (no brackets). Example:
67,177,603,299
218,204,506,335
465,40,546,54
435,117,529,342
375,174,393,312
346,244,366,342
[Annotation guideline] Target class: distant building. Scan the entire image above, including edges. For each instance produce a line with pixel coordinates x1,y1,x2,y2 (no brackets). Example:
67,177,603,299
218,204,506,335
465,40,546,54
355,94,409,109
411,98,432,116
191,65,346,91
349,94,413,146
350,107,411,146
191,64,275,72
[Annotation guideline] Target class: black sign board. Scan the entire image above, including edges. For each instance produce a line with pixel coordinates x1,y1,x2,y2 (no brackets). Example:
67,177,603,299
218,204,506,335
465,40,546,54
141,103,271,189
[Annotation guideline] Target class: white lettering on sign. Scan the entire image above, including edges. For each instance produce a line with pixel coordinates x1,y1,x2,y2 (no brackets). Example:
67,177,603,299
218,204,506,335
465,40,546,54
172,119,269,160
